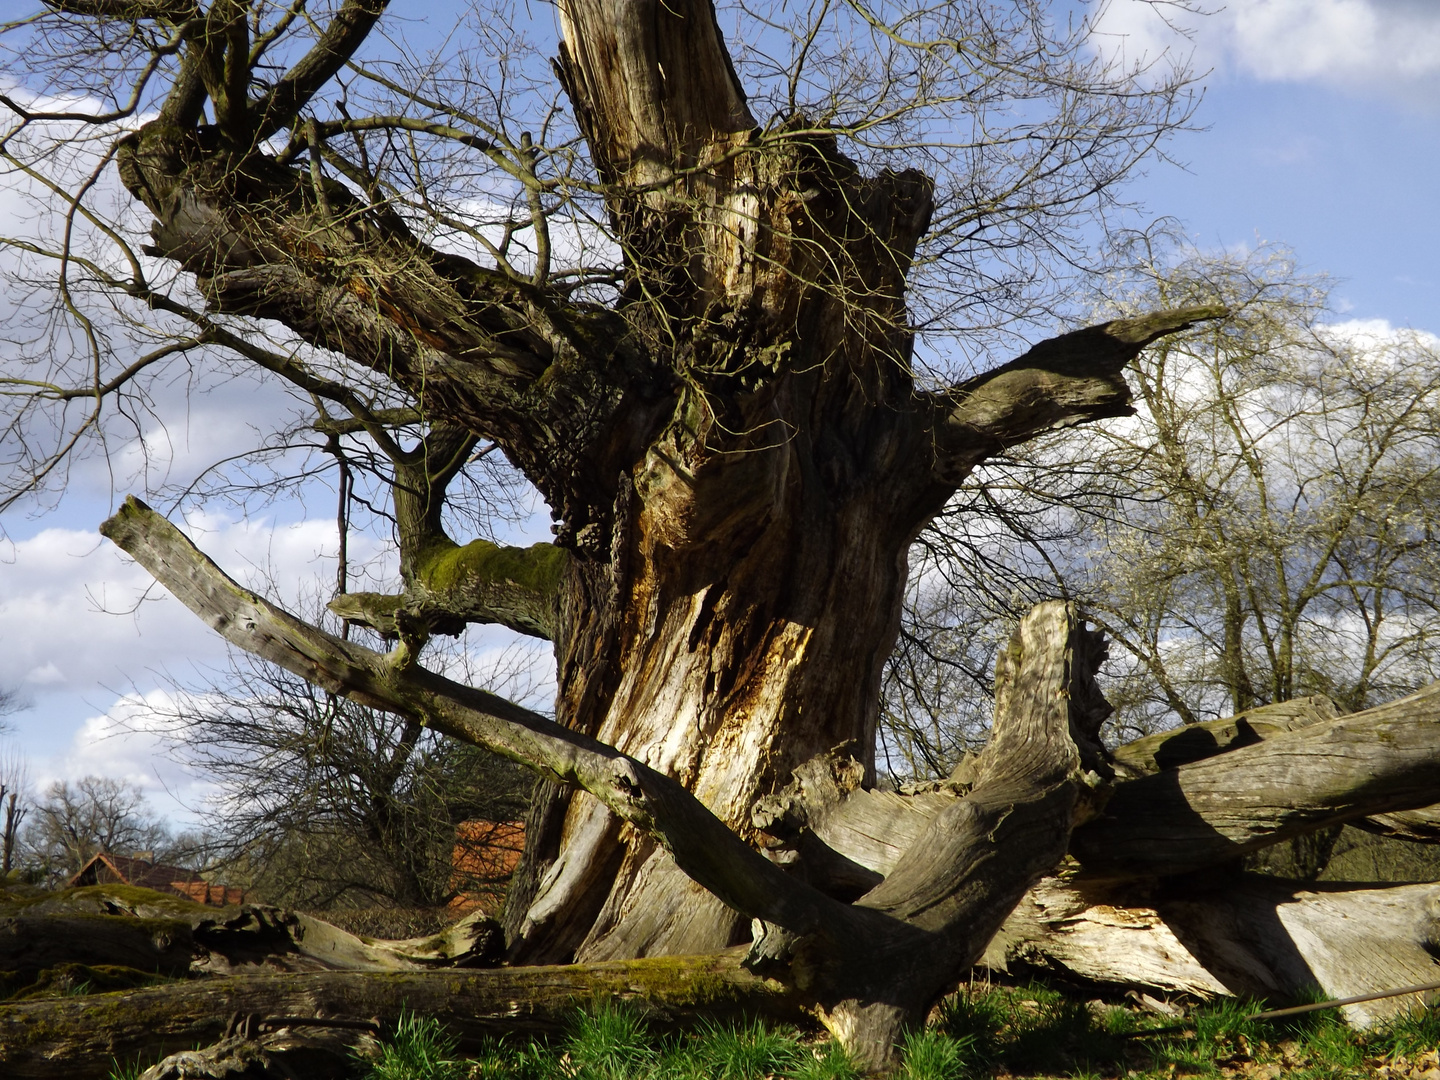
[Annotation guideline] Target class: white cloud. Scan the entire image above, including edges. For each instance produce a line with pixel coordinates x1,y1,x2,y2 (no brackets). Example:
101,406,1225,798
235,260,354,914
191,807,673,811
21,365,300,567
1319,316,1440,352
1091,0,1440,102
34,688,220,825
0,514,391,706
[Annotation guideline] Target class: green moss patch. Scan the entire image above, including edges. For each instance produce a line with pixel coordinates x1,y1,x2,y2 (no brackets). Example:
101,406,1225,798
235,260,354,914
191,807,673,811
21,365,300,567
417,539,567,598
2,963,176,1002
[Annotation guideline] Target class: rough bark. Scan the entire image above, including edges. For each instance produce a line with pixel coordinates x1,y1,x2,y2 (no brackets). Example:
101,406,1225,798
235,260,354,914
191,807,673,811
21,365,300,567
0,951,800,1080
96,503,1120,1069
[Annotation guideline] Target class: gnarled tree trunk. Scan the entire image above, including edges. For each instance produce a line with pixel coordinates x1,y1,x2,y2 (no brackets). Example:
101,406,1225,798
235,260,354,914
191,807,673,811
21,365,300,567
97,0,1221,988
67,0,1434,1067
101,504,1127,1069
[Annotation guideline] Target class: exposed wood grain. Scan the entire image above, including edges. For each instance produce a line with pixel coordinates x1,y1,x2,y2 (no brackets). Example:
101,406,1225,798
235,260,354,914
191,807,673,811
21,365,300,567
982,875,1440,1027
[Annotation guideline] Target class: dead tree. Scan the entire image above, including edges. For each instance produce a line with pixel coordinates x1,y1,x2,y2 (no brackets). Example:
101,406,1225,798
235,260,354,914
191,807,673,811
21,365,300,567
11,0,1440,1069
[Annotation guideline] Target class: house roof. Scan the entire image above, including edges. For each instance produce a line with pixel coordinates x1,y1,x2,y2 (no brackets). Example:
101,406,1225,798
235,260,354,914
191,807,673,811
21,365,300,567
68,851,205,891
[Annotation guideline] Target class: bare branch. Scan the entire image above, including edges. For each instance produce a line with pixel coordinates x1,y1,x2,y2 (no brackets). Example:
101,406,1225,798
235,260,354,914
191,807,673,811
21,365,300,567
929,306,1228,484
98,495,836,937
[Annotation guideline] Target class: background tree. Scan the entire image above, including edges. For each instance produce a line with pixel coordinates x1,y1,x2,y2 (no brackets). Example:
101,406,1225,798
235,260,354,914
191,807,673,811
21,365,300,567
0,748,29,877
21,775,178,885
1077,246,1440,729
880,243,1440,772
163,648,532,925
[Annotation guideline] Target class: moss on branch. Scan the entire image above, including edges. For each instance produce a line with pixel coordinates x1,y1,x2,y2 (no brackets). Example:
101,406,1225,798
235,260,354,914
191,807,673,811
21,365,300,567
417,538,567,598
329,539,567,641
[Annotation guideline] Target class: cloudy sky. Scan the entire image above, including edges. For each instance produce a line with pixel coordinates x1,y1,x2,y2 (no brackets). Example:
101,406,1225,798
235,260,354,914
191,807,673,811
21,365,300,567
1,0,1438,824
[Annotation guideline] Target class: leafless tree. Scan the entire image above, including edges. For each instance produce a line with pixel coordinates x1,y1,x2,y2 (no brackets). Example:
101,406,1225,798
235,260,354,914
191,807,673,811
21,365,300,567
11,0,1440,1068
161,647,533,913
0,748,30,876
21,775,175,885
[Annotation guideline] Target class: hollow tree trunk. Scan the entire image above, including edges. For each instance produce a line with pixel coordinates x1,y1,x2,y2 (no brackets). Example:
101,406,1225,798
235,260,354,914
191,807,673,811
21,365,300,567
513,436,941,963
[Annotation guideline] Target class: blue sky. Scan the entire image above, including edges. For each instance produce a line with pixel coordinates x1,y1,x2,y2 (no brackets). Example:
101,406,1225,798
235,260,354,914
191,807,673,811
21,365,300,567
1,0,1437,822
1095,0,1439,331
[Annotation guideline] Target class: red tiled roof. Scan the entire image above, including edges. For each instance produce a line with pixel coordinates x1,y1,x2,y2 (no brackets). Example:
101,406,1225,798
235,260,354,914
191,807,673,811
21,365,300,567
449,820,525,915
67,852,243,906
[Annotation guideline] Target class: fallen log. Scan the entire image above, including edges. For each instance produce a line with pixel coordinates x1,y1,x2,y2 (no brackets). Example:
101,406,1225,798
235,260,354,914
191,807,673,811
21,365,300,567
982,874,1440,1026
0,914,196,983
756,693,1440,889
0,885,502,983
0,950,801,1080
1071,681,1440,878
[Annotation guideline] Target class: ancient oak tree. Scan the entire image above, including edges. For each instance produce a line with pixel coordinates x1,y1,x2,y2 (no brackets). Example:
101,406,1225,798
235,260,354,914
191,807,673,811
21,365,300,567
17,0,1433,1069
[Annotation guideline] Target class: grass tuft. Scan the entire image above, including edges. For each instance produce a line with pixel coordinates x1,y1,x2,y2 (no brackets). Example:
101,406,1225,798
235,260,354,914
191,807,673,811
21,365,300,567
106,1058,146,1080
898,1027,975,1080
684,1017,807,1080
1376,1001,1440,1060
566,1001,656,1080
364,1009,467,1080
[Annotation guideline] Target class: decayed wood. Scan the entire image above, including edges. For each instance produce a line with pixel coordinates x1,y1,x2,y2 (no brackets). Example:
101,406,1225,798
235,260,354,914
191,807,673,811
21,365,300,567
0,915,196,980
0,885,503,982
980,877,1230,999
99,497,848,952
1356,808,1440,842
137,1027,368,1080
981,875,1440,1027
92,0,1227,1009
931,308,1228,483
0,950,800,1080
1160,877,1440,1027
93,507,1120,1070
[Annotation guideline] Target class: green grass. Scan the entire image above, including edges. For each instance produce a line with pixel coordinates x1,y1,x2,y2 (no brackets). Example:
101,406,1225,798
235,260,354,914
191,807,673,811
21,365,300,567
366,1011,470,1080
106,1056,148,1080
349,989,1440,1080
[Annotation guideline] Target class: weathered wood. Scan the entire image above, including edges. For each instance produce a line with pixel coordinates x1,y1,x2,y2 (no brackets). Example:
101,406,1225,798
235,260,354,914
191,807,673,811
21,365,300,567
1071,682,1440,879
99,498,850,955
137,1027,367,1080
758,691,1440,893
0,915,197,982
1161,877,1440,1026
781,601,1114,1070
931,308,1228,483
0,950,800,1080
980,877,1230,999
981,875,1440,1027
100,506,1123,1071
0,885,503,983
1109,696,1341,778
